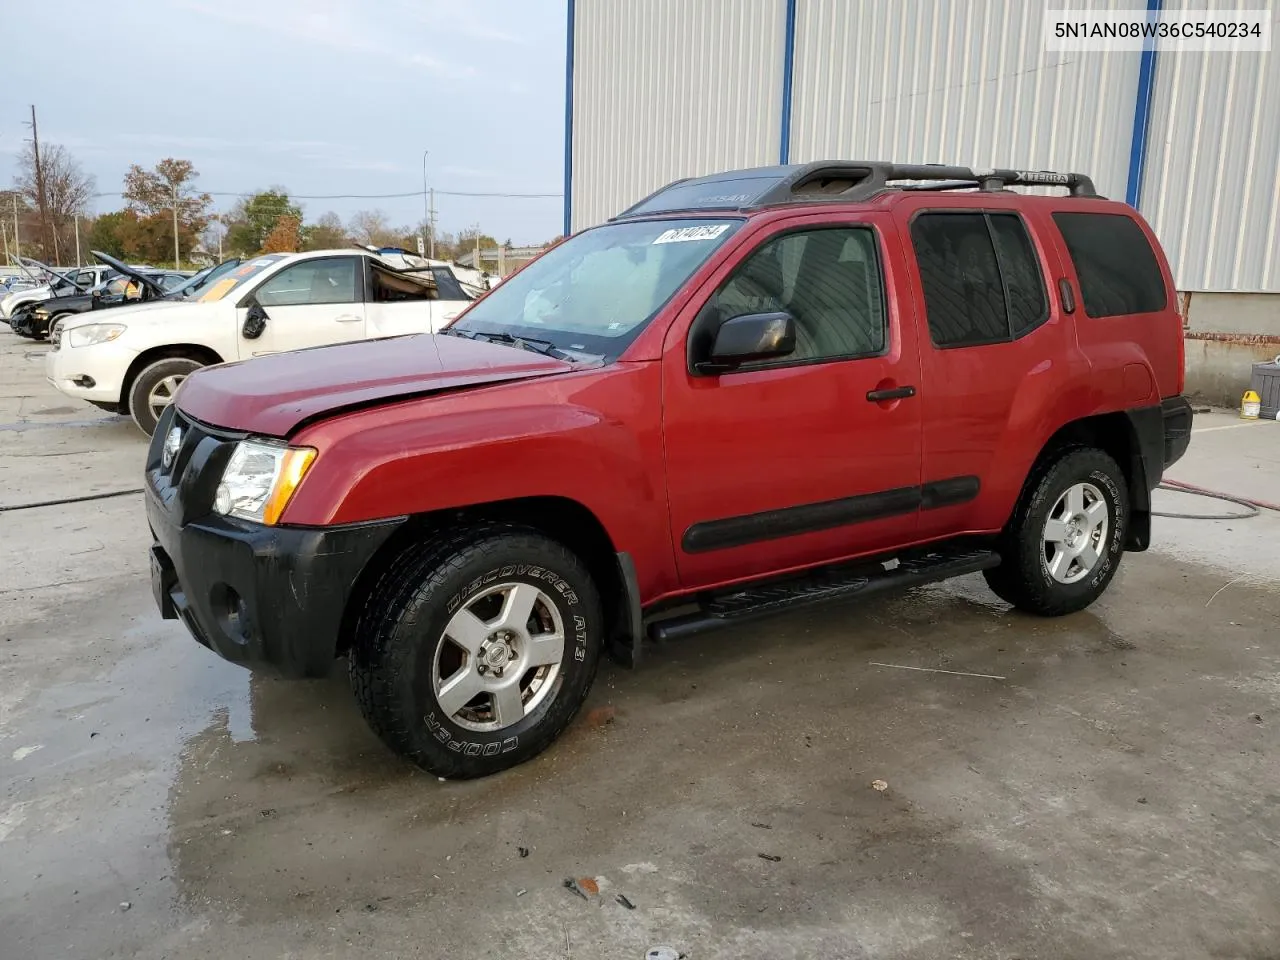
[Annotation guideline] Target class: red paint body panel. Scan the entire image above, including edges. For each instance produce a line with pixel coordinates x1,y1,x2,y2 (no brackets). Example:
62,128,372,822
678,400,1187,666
284,363,682,601
178,334,570,438
656,210,923,588
178,189,1184,612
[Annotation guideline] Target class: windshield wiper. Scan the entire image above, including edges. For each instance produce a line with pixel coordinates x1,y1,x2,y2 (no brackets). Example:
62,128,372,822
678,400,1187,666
451,328,570,360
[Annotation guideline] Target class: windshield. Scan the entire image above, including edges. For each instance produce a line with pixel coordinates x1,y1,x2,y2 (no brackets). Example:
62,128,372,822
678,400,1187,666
168,260,240,298
168,265,213,295
196,254,289,303
449,218,743,358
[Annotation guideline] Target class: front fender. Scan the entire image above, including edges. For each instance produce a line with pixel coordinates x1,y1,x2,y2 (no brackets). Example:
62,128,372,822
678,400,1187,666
282,364,676,594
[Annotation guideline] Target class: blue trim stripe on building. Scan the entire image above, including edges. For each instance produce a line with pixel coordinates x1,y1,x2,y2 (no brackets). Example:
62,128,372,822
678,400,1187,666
1125,0,1163,208
779,0,798,164
563,0,576,236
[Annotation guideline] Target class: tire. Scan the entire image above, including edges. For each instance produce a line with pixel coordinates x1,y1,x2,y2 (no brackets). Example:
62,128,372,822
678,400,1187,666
128,357,204,436
349,524,603,779
47,313,73,343
983,448,1129,617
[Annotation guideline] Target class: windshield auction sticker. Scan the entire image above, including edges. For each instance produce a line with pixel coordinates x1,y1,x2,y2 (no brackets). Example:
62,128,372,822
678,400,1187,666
652,224,732,244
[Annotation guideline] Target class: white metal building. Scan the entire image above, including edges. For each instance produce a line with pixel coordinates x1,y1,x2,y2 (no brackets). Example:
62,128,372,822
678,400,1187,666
563,0,1280,400
565,0,1279,293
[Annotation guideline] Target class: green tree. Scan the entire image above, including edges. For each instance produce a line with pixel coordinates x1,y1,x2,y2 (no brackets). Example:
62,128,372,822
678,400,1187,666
87,210,134,259
224,188,303,254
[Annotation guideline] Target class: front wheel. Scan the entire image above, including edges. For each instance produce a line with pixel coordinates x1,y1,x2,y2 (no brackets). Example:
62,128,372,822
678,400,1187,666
984,448,1129,616
349,526,603,779
46,313,74,342
128,357,204,436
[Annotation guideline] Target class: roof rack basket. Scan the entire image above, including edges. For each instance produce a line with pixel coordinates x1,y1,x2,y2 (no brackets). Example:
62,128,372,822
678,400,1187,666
755,161,1098,205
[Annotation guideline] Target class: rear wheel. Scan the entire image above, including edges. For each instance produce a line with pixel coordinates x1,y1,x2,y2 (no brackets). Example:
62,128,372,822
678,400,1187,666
349,525,603,779
128,357,204,436
984,448,1129,616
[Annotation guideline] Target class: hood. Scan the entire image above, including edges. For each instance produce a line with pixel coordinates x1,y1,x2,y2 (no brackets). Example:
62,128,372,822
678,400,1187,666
178,333,574,437
90,250,166,297
60,299,218,331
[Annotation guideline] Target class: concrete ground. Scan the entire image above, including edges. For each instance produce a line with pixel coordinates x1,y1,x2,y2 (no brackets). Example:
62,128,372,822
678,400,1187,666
2,331,1279,960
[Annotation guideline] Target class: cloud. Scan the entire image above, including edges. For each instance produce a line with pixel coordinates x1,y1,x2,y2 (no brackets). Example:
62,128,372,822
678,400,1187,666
112,133,345,155
440,165,500,179
388,0,530,44
176,0,477,79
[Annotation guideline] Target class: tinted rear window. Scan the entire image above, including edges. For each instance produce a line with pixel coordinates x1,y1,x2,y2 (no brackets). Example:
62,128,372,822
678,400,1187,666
1052,212,1167,317
910,212,1048,348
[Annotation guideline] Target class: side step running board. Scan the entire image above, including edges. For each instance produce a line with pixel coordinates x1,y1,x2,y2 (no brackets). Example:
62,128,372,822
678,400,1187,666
649,547,1001,643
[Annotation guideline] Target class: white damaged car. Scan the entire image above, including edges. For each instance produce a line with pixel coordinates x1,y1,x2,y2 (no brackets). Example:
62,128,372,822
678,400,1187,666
47,249,476,435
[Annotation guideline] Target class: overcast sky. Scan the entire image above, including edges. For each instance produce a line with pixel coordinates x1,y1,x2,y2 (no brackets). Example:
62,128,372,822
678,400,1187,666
2,0,566,243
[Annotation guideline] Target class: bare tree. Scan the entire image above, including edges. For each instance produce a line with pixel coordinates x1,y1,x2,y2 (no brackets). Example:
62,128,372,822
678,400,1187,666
12,143,95,261
347,209,396,246
301,211,349,250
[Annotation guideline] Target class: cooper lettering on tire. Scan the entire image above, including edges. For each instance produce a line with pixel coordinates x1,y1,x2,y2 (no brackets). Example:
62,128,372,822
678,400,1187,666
984,448,1129,617
349,524,602,779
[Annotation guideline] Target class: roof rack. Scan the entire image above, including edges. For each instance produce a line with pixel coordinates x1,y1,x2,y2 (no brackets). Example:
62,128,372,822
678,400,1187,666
612,161,1098,220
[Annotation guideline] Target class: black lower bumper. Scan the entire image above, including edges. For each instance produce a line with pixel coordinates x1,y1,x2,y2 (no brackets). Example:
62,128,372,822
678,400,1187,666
1159,394,1194,470
146,492,403,678
1122,395,1194,551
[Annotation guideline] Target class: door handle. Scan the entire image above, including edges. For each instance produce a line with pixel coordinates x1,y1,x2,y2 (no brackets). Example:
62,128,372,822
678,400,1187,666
334,314,362,323
866,385,916,402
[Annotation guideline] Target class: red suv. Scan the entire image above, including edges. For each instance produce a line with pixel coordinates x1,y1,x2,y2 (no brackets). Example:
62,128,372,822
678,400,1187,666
146,162,1192,778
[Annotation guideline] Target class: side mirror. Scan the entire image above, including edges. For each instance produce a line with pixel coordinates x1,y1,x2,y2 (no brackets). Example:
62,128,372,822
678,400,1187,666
695,312,796,374
242,300,268,339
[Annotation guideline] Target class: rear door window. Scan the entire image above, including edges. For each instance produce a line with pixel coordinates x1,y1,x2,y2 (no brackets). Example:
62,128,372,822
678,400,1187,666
1051,212,1167,317
370,261,437,302
910,211,1048,348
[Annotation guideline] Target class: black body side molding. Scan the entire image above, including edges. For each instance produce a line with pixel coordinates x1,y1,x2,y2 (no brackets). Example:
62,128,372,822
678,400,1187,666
682,477,981,554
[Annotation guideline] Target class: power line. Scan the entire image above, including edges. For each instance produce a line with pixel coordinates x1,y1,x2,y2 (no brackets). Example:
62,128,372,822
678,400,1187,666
89,188,561,201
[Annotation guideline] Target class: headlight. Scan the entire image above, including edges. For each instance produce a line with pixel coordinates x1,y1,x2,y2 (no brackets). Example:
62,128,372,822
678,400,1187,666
213,440,317,525
67,323,126,348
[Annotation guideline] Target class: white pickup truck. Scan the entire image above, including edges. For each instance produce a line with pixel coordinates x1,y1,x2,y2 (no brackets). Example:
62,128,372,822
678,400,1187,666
47,249,476,435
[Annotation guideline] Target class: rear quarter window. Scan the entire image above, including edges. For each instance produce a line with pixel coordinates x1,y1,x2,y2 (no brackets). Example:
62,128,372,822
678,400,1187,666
1052,212,1167,317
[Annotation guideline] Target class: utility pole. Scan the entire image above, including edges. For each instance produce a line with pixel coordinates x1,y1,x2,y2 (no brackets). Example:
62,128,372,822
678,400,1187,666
27,105,52,261
74,213,81,266
421,149,430,261
429,187,437,259
11,193,19,259
172,181,181,268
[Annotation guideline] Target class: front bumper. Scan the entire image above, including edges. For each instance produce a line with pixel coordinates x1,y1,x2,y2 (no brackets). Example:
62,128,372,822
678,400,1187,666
45,336,136,405
145,406,404,678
